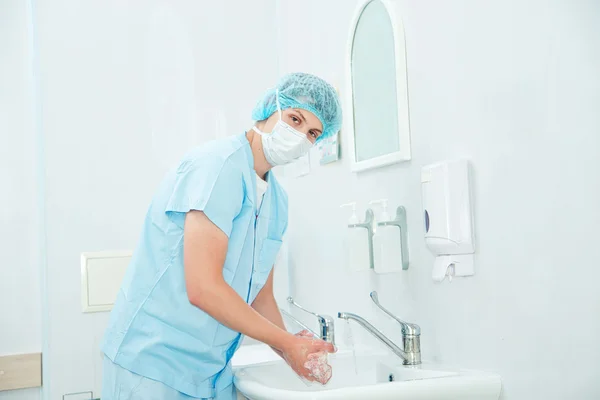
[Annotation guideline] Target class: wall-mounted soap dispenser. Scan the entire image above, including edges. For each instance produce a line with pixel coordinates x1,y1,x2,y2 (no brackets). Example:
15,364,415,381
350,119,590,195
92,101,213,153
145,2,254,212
421,160,475,282
340,202,373,271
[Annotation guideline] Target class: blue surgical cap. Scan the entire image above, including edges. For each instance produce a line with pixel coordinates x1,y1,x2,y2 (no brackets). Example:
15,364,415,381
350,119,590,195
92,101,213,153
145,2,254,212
252,72,343,140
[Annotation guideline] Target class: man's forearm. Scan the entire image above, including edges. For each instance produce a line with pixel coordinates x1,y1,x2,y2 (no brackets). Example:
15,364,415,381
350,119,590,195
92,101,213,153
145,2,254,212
184,211,293,351
252,292,286,331
252,291,287,357
189,279,291,350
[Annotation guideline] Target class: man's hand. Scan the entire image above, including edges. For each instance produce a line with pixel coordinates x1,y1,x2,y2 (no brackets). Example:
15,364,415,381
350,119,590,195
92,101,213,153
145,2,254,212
295,329,316,339
280,335,335,383
249,271,335,384
271,330,317,358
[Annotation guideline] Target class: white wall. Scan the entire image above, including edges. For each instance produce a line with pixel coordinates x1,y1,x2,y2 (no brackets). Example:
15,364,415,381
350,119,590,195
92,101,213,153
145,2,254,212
6,0,599,398
34,0,278,397
0,1,42,399
277,1,600,399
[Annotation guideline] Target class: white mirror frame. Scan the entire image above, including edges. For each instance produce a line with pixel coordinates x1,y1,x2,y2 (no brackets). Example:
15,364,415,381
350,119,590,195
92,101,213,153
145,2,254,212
345,0,411,173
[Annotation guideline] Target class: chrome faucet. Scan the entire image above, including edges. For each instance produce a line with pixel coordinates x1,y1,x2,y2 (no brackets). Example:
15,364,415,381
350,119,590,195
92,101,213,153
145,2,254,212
338,291,421,365
287,297,335,344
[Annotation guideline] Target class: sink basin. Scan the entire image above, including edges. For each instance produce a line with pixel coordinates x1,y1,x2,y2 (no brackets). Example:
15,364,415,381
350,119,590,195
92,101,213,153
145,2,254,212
234,352,501,400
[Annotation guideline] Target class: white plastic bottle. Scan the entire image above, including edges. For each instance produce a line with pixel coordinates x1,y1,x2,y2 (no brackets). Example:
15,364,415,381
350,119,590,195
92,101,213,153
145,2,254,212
340,202,371,272
370,199,403,274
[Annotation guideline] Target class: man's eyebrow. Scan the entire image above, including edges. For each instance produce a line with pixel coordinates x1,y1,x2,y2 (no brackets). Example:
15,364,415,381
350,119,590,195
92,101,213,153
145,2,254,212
295,109,308,124
296,109,322,134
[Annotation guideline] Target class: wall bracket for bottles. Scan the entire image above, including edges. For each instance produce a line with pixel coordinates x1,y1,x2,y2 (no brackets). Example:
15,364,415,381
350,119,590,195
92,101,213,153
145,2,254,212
348,208,375,269
377,206,410,270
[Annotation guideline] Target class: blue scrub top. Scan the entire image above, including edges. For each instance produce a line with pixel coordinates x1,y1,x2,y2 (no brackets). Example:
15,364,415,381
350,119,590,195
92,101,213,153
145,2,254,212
101,133,288,398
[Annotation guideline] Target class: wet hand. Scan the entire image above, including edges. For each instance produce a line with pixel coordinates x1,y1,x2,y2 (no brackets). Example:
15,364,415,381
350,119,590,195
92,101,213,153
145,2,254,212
295,329,316,339
271,330,317,359
281,335,335,383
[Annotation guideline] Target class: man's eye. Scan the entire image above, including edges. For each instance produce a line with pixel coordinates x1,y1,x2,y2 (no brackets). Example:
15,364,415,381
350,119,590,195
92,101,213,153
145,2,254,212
291,116,300,124
310,131,317,139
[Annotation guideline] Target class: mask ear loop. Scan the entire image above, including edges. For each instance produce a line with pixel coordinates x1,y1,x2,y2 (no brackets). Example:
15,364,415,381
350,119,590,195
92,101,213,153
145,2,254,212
275,89,283,121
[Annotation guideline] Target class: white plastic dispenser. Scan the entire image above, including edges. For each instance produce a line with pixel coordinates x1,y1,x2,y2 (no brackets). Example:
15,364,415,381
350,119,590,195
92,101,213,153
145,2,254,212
340,202,371,272
421,160,475,282
370,199,391,224
370,199,404,274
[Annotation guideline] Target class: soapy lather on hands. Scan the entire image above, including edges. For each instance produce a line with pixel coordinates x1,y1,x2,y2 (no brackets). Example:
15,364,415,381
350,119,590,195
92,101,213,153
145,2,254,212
293,329,334,385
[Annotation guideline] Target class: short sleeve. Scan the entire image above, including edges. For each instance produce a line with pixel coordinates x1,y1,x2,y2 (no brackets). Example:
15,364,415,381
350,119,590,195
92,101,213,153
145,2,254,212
165,156,244,237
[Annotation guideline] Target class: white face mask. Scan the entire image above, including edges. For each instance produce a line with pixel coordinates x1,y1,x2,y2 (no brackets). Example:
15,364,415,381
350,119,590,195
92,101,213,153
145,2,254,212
252,91,313,166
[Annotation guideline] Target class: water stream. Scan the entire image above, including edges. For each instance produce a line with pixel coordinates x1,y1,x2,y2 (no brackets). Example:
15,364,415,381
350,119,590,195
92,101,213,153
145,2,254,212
344,320,359,376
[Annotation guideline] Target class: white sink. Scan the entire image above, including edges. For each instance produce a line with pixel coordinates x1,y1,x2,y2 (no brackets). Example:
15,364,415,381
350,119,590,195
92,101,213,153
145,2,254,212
234,351,501,400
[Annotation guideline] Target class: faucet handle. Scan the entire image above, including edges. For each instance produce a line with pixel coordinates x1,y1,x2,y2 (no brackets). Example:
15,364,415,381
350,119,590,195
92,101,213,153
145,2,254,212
287,297,319,318
370,291,420,336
